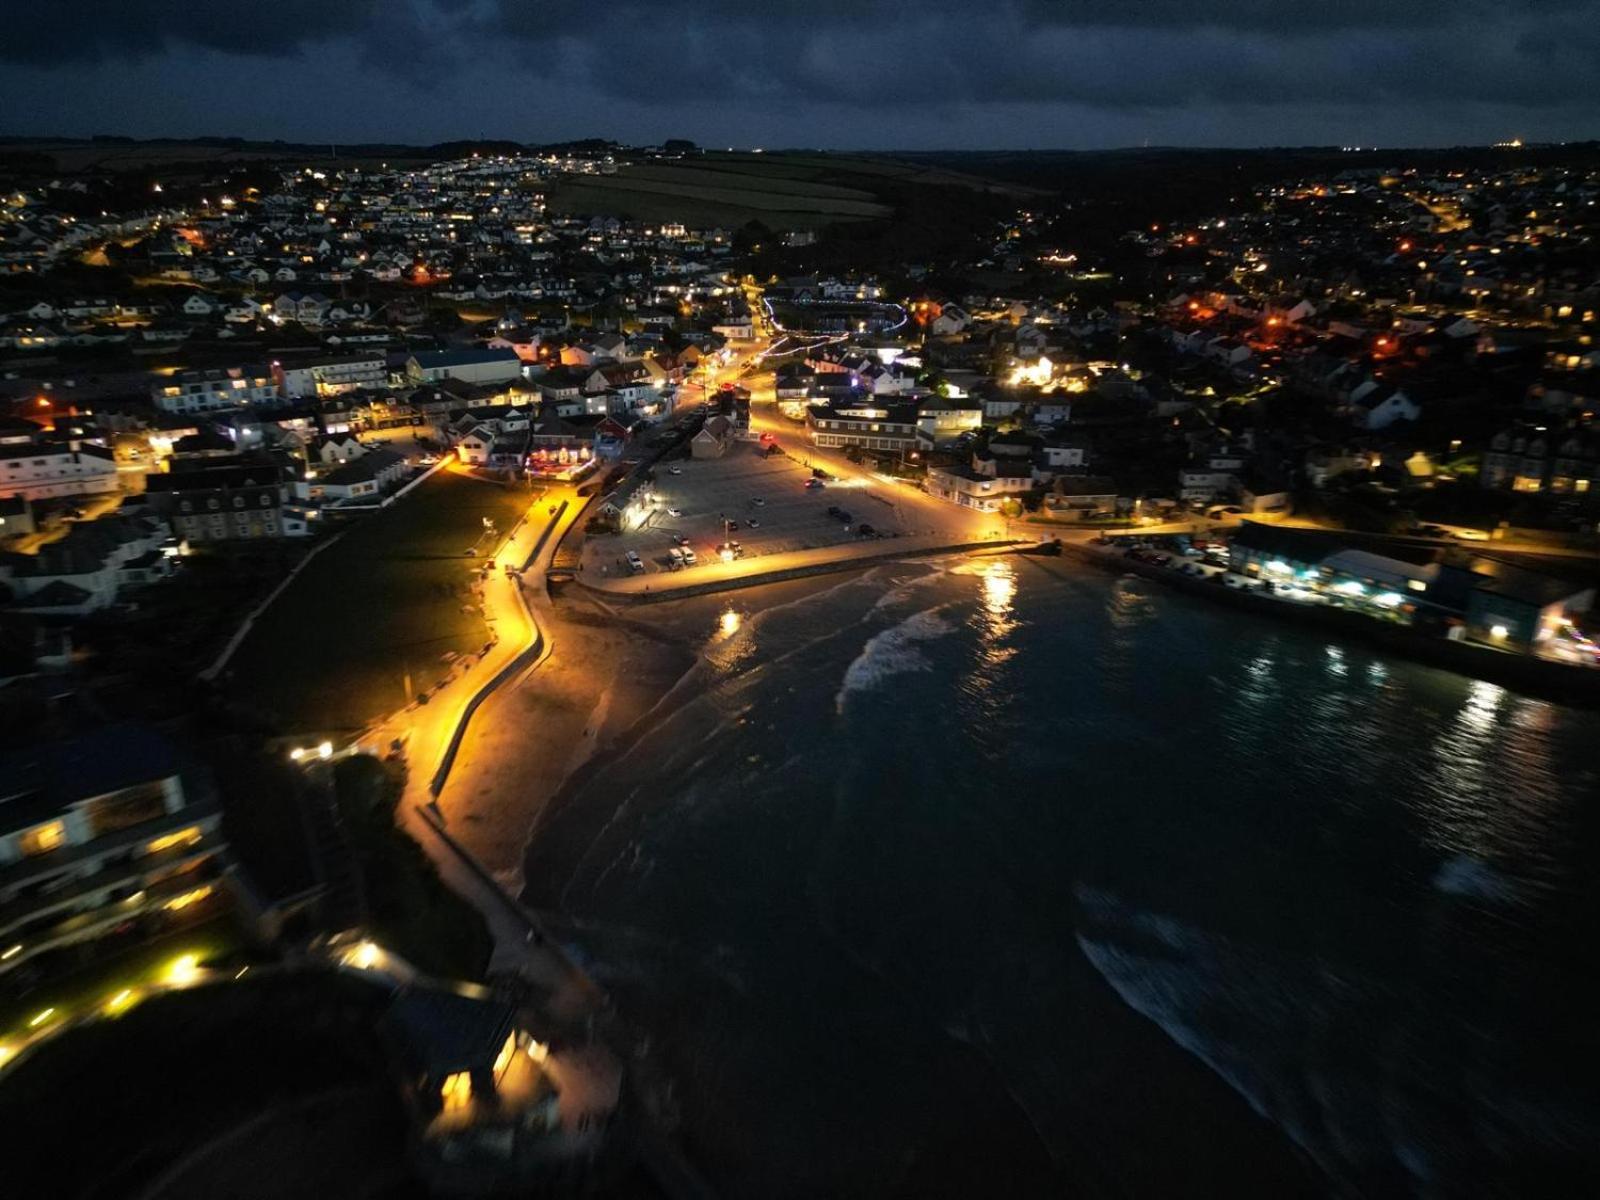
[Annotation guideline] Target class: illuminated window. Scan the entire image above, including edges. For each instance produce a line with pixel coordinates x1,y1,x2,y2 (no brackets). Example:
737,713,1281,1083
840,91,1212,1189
440,1071,472,1111
20,821,66,856
494,1033,518,1081
147,827,202,855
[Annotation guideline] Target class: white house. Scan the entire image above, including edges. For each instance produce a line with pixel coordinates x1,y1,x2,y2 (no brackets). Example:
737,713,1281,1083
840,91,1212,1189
1349,383,1421,430
929,305,970,336
152,367,281,415
455,426,496,466
273,352,387,399
0,439,121,502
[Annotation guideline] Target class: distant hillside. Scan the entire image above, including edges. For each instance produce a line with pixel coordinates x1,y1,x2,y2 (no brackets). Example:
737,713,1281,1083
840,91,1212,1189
545,150,1041,232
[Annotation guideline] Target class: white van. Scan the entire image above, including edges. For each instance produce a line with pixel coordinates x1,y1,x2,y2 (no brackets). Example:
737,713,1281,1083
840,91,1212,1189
626,550,645,574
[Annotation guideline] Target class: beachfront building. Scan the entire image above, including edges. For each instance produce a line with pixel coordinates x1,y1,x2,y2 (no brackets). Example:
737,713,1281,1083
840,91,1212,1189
926,462,1033,512
382,983,623,1193
1465,559,1596,650
0,726,226,983
804,402,919,455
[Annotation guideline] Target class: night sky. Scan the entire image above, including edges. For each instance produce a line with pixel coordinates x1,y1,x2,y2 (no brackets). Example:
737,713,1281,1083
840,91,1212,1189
3,0,1599,150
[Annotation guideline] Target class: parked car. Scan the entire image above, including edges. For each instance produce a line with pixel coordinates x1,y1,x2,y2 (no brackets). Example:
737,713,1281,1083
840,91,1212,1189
674,533,691,547
667,547,685,570
856,523,876,537
750,497,765,506
668,466,683,475
805,478,824,490
747,518,761,528
667,507,683,517
626,550,645,574
681,547,698,566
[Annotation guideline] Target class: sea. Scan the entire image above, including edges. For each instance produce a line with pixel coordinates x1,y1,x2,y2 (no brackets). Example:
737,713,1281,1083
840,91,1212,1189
522,555,1600,1198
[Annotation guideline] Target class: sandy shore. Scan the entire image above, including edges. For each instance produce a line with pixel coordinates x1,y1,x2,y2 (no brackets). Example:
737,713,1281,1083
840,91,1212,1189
433,587,699,892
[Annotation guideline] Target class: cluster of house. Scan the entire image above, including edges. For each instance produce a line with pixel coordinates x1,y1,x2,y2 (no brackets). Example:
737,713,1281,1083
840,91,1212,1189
2,151,753,357
871,156,1600,525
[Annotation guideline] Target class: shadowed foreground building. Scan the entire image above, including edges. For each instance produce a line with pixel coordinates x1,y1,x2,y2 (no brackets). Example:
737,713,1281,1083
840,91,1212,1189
381,981,626,1195
0,725,226,984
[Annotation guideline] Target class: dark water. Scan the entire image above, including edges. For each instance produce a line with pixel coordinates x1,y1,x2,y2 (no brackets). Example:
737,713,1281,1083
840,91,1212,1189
525,557,1600,1198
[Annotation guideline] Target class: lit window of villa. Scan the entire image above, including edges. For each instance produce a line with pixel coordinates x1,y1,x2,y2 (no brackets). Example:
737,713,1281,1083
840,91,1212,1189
20,821,66,856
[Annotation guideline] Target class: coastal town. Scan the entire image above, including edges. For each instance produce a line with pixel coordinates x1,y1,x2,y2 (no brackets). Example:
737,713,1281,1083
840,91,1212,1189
4,137,1600,1194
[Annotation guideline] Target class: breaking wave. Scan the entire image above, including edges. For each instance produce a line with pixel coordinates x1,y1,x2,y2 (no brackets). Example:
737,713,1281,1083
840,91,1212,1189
834,607,957,713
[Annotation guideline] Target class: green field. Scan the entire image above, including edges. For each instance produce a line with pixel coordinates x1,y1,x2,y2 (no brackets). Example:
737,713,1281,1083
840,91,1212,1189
224,470,535,733
546,153,901,229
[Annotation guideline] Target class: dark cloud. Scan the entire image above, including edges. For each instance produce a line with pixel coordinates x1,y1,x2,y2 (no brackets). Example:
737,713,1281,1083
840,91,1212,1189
0,0,382,63
1,0,1598,146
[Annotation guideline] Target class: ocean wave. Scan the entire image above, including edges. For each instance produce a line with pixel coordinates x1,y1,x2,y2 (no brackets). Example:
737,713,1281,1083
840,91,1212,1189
1432,854,1519,904
871,564,948,611
834,607,957,713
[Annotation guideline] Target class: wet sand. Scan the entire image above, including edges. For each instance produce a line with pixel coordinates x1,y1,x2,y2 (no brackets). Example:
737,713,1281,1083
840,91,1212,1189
436,588,702,890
